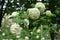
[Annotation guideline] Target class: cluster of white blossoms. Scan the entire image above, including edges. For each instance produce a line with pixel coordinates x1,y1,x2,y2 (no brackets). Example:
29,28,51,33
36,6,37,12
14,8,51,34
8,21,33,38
11,12,19,17
24,19,29,26
45,10,52,16
27,8,40,20
35,2,45,13
27,2,46,20
10,23,23,35
1,14,12,27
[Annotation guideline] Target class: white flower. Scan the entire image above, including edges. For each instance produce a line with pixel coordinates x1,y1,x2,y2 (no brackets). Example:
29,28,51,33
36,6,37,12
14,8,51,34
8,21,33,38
3,5,6,9
24,19,29,26
37,0,42,1
30,32,33,34
17,3,19,5
25,36,29,40
5,0,8,3
37,29,41,33
45,10,52,16
16,35,20,38
10,23,23,35
2,33,5,36
10,0,14,3
35,2,45,13
1,14,13,27
11,12,19,17
41,37,45,40
27,8,40,20
36,35,39,39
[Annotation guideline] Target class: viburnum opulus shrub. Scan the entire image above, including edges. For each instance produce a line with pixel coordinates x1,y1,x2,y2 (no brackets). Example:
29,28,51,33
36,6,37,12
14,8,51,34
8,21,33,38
0,1,60,40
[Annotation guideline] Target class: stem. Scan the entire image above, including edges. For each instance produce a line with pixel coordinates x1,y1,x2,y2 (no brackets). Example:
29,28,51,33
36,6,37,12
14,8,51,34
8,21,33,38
41,25,43,40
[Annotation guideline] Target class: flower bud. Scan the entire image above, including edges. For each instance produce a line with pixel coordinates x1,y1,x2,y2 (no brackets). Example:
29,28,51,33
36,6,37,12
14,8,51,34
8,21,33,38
45,10,52,17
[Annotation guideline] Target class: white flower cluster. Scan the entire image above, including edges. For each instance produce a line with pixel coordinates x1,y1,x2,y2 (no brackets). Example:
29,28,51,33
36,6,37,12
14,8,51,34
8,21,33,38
45,10,52,16
27,2,46,20
24,19,29,26
11,12,19,17
3,12,19,18
10,23,23,35
35,2,45,13
27,8,40,20
1,14,12,27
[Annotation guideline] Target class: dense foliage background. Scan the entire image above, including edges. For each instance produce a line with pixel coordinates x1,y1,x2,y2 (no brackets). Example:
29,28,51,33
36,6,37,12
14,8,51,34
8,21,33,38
0,0,60,40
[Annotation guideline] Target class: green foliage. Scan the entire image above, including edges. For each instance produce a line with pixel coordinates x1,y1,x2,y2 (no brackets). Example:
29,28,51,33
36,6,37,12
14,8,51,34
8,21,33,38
0,0,60,40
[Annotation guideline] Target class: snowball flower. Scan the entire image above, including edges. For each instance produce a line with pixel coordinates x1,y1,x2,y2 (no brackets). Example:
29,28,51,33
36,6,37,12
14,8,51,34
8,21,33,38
24,19,29,26
45,10,52,16
27,8,40,20
11,12,19,17
10,23,23,35
35,2,45,13
1,14,13,27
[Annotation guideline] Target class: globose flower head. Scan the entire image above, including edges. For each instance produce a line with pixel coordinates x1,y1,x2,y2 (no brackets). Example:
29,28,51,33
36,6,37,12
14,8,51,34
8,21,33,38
27,8,40,20
35,2,45,13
